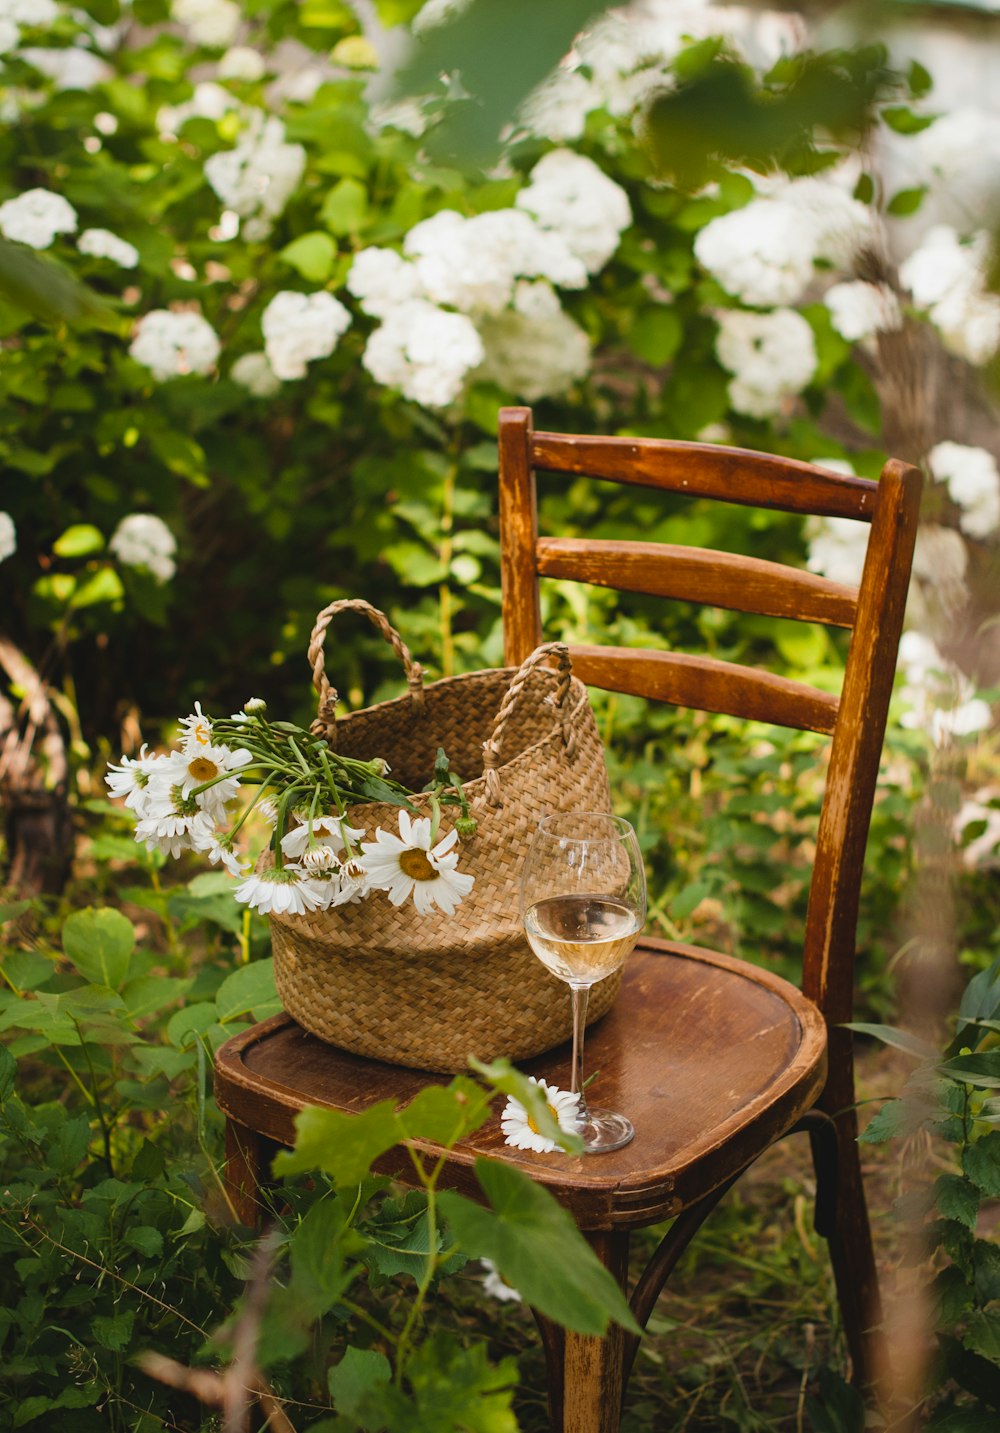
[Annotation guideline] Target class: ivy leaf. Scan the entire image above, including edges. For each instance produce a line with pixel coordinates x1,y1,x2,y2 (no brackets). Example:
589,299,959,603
62,907,135,990
439,1159,640,1337
273,1100,402,1186
965,1310,1000,1367
396,1079,491,1146
930,1264,973,1327
328,1346,392,1419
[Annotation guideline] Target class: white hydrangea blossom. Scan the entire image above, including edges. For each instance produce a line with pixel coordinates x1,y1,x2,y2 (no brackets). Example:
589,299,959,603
78,228,139,268
694,200,817,307
714,307,817,418
519,70,596,144
0,0,58,28
262,290,352,380
0,511,15,564
361,300,484,409
204,114,305,230
0,18,18,52
347,246,424,320
900,226,1000,367
516,150,631,273
0,188,77,249
476,280,591,401
217,45,266,82
20,47,112,89
130,309,221,381
897,631,991,744
230,351,281,397
403,208,586,315
172,0,241,49
824,281,902,343
411,0,472,33
955,792,1000,868
913,107,1000,227
367,97,428,138
807,516,868,587
928,442,1000,541
157,81,239,136
109,514,177,584
696,178,871,308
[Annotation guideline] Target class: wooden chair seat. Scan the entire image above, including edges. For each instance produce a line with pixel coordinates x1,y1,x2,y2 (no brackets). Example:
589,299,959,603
214,938,827,1231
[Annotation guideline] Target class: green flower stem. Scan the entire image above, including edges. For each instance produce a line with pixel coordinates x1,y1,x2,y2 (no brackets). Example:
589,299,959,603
428,792,442,845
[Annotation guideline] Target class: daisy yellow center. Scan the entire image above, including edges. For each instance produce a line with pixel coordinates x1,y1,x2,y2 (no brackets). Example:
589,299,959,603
399,848,436,881
527,1101,559,1136
192,721,211,747
188,756,219,782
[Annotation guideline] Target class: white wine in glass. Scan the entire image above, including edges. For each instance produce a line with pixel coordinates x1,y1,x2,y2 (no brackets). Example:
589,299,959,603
521,813,646,1153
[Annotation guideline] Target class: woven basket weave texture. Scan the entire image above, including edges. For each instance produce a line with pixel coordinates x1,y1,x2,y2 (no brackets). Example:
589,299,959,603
270,620,619,1072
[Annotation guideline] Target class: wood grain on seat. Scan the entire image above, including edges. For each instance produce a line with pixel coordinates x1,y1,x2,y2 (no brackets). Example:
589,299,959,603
214,940,827,1231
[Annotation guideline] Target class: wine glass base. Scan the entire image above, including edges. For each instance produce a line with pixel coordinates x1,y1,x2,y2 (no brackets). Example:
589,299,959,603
580,1108,635,1153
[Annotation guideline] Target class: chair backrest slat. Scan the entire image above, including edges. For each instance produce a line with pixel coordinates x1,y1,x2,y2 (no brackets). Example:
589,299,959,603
568,644,840,736
532,432,880,522
537,537,858,629
498,405,922,1036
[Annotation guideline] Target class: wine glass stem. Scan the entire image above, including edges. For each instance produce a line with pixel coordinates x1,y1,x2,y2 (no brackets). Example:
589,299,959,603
570,983,591,1118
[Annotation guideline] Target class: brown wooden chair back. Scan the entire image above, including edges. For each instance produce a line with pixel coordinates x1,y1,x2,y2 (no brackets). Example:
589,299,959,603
498,405,922,1039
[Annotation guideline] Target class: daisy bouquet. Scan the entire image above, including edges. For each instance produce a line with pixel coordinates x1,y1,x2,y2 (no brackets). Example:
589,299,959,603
106,698,476,918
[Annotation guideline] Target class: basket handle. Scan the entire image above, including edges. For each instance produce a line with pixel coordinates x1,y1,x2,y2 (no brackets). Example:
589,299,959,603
482,642,576,807
308,598,424,735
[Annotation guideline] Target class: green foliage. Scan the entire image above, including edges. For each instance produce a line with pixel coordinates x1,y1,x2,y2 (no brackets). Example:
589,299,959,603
857,963,1000,1421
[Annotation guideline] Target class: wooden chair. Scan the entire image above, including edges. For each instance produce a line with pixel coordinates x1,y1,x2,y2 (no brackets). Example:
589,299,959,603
215,406,921,1431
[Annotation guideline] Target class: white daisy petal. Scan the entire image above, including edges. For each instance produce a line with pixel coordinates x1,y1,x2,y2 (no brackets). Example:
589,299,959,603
501,1077,582,1154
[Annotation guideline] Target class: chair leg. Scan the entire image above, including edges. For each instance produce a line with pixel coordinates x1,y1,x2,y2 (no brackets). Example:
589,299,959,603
532,1229,630,1433
224,1118,273,1227
812,1101,884,1392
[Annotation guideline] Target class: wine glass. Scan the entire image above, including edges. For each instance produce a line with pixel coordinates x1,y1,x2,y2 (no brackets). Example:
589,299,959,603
521,812,646,1153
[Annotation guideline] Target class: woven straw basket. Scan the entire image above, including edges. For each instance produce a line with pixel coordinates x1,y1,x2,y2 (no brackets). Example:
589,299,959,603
267,598,620,1073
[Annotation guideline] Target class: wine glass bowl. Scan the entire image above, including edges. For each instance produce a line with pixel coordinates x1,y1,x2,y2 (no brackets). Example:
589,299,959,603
521,812,646,1153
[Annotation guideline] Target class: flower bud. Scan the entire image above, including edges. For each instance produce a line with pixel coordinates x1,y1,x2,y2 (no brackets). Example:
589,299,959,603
243,697,267,714
455,816,478,840
369,757,391,777
302,845,338,873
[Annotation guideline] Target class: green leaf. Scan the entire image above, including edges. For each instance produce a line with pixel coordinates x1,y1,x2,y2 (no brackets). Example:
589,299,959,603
966,1310,1000,1365
215,959,281,1021
280,232,338,283
859,1099,910,1144
62,907,135,990
440,1160,640,1337
964,1132,1000,1197
125,1225,164,1258
886,186,927,217
396,1079,491,1145
402,1334,518,1432
372,0,424,23
627,308,682,368
935,1173,980,1229
92,1309,135,1352
803,1366,866,1433
941,1053,1000,1088
130,1138,166,1181
470,1056,584,1155
931,1264,973,1326
320,179,369,236
881,105,935,135
907,60,933,99
290,1198,364,1316
52,524,105,557
71,567,125,609
51,1116,91,1174
167,1002,218,1048
845,1023,938,1061
273,1100,402,1186
0,1046,14,1101
328,1346,391,1417
122,975,194,1022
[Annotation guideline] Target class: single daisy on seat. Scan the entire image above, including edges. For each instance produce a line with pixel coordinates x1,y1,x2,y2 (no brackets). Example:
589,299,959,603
361,810,474,915
501,1076,582,1154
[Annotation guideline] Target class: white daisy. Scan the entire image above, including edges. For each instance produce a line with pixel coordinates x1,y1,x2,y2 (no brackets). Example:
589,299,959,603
163,742,252,816
191,826,247,878
233,865,327,916
361,811,474,916
135,796,217,859
105,745,171,816
280,815,365,863
501,1077,583,1154
178,700,213,751
481,1259,522,1303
